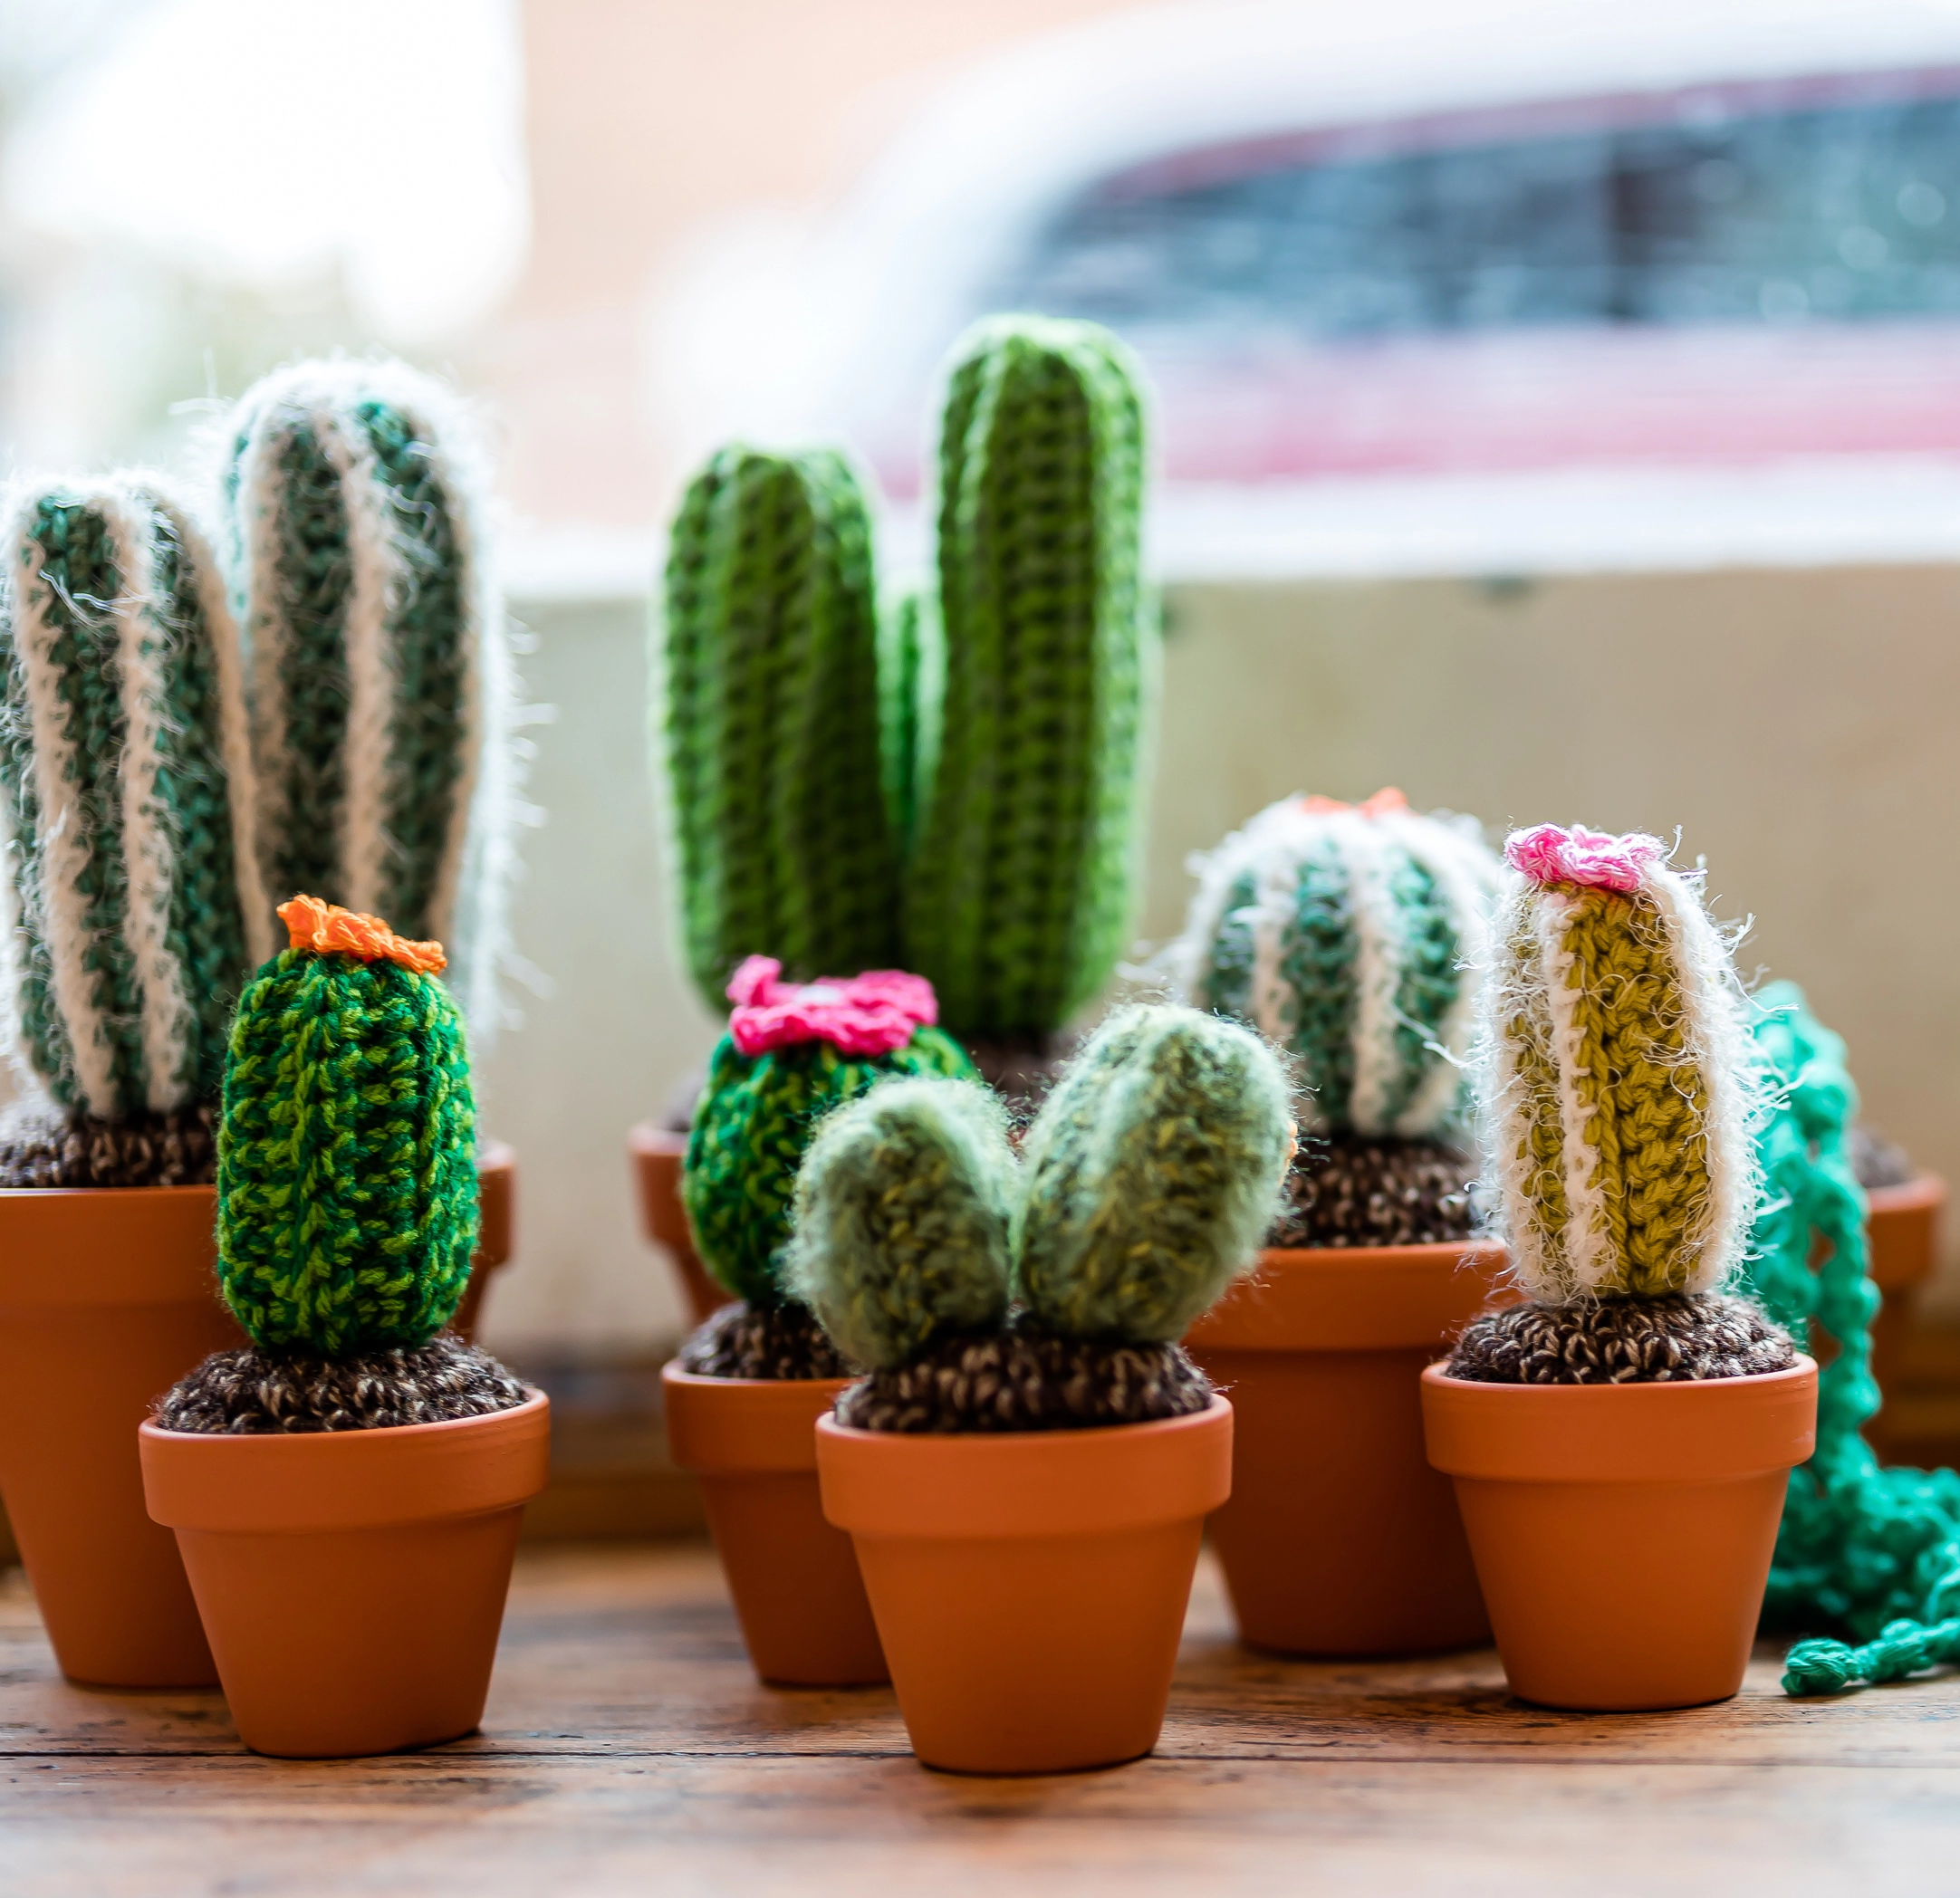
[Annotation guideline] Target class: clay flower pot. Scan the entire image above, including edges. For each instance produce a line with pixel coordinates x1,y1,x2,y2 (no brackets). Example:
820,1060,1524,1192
0,1185,242,1686
139,1391,550,1758
629,1122,729,1326
662,1365,886,1686
1420,1356,1818,1711
452,1139,519,1343
1185,1240,1505,1656
816,1396,1232,1773
1866,1173,1945,1398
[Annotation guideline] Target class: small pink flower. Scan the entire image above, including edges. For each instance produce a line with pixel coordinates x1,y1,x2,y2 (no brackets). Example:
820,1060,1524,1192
725,955,938,1059
1504,823,1666,895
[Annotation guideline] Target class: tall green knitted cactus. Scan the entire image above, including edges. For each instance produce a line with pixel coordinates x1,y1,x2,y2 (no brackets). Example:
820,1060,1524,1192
904,316,1152,1044
217,896,477,1355
1484,824,1761,1302
0,477,272,1120
1175,789,1502,1139
223,359,513,1032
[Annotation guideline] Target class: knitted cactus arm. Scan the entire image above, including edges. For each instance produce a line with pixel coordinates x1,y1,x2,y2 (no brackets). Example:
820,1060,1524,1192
785,1076,1015,1369
659,446,899,1008
0,480,269,1118
216,898,477,1355
905,315,1156,1044
1173,790,1501,1138
1481,825,1762,1303
224,360,514,1032
1015,1004,1293,1343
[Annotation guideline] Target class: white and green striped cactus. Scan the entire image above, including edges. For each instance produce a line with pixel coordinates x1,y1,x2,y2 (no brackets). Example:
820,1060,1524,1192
1173,789,1502,1139
0,479,274,1119
222,359,514,1034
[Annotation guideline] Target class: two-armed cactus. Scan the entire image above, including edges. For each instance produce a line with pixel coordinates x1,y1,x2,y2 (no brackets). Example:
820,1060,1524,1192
658,316,1153,1064
786,1003,1293,1430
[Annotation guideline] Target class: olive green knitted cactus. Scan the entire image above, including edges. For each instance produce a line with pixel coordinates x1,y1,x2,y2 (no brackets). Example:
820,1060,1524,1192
1484,824,1761,1301
0,477,272,1121
216,896,477,1355
1175,789,1502,1140
904,316,1153,1044
222,359,514,1033
660,448,899,1009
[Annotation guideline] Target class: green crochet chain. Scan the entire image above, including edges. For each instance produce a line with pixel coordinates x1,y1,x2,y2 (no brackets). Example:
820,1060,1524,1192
1744,981,1960,1693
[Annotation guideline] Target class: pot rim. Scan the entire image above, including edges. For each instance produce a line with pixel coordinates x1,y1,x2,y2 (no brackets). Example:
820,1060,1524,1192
816,1394,1233,1540
1866,1171,1946,1216
1420,1356,1819,1484
661,1360,858,1475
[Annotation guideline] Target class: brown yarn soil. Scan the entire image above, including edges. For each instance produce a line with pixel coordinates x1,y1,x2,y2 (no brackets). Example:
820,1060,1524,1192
1446,1292,1797,1385
1271,1134,1479,1249
0,1101,216,1188
156,1336,531,1433
678,1299,856,1380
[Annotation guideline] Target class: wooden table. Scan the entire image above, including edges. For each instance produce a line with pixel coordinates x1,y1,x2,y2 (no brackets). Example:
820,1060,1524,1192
4,1540,1957,1894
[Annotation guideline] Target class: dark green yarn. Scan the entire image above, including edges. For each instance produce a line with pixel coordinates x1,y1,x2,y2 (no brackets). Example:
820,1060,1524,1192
1276,840,1359,1127
660,447,900,1009
1382,853,1459,1127
216,946,477,1355
681,1022,973,1308
903,315,1154,1043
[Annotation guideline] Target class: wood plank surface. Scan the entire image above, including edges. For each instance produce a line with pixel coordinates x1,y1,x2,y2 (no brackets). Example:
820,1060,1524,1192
4,1542,1960,1894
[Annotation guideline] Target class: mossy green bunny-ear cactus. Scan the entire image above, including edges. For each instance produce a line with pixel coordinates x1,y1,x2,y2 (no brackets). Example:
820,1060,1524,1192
660,447,899,1008
0,476,273,1121
905,315,1155,1047
785,1076,1014,1369
1016,1003,1294,1342
1483,824,1762,1302
1176,788,1502,1140
217,895,477,1354
222,359,515,1035
683,957,975,1307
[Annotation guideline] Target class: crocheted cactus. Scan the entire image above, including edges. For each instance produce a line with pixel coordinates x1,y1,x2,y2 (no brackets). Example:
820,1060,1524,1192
904,316,1153,1044
222,360,514,1032
1483,824,1761,1302
682,958,974,1307
1176,789,1502,1139
661,447,899,1009
0,478,272,1120
786,1077,1014,1369
216,896,477,1355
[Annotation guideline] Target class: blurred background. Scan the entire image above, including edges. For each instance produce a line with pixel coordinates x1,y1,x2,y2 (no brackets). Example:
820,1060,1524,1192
5,0,1960,1435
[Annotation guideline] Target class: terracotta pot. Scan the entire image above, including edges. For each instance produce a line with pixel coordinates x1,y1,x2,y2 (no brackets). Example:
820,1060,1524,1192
1184,1241,1505,1655
817,1397,1233,1774
1866,1174,1945,1402
0,1185,241,1686
662,1364,886,1686
1421,1357,1818,1711
452,1140,518,1344
140,1391,549,1758
629,1122,728,1326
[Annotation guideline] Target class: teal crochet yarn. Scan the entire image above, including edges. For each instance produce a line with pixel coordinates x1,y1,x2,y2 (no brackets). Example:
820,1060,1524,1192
1016,1004,1294,1343
216,899,478,1356
0,477,272,1121
660,446,900,1009
785,1077,1014,1370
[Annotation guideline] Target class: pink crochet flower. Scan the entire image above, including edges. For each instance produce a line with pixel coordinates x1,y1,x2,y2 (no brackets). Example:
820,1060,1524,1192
1504,823,1666,895
725,955,937,1059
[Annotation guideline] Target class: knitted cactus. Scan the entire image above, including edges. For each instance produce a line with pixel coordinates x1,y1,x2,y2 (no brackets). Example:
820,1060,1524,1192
0,477,272,1121
786,1077,1014,1369
904,316,1153,1044
1482,824,1761,1302
223,360,514,1033
682,957,974,1308
660,447,899,1009
216,896,477,1355
1176,789,1502,1139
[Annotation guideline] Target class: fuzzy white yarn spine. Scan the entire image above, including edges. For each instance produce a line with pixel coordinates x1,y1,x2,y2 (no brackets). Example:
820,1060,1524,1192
1476,874,1559,1299
233,397,299,910
1328,811,1401,1136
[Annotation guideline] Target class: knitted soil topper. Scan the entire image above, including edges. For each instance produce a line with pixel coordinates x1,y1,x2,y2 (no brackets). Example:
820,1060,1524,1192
276,895,447,974
725,954,936,1059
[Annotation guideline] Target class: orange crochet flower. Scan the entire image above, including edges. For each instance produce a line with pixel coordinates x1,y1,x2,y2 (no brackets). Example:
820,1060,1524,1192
276,895,447,975
1299,787,1409,819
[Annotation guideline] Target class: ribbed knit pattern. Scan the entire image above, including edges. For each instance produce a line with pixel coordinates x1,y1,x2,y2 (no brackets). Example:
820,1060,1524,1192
0,481,264,1125
217,944,477,1354
661,447,900,1007
904,316,1154,1044
682,1022,974,1308
1176,794,1501,1139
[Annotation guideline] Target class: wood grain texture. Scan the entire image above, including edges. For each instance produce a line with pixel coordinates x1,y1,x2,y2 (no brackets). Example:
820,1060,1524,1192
5,1543,1960,1894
